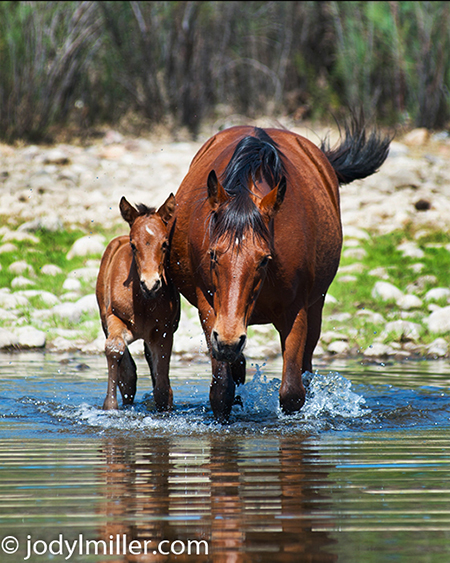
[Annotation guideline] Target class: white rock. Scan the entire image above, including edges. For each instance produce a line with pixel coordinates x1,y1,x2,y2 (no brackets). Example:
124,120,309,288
425,306,450,334
363,342,394,357
426,338,448,357
49,303,83,324
11,276,35,288
327,340,350,355
0,243,18,254
67,234,106,259
76,294,99,315
321,331,349,344
368,267,390,280
372,281,404,301
41,264,63,276
396,241,425,259
342,247,367,259
16,290,60,307
0,292,28,309
382,320,423,341
325,294,337,305
396,294,423,310
337,275,357,283
63,278,81,291
67,267,99,284
424,288,450,301
1,231,39,243
14,326,46,348
8,261,35,277
0,328,19,349
343,226,370,240
356,309,385,324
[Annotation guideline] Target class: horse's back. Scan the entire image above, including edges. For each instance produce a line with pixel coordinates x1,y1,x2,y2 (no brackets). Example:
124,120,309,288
171,126,342,307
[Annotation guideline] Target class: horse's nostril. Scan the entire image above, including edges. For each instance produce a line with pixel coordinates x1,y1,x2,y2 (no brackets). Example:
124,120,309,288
212,330,219,344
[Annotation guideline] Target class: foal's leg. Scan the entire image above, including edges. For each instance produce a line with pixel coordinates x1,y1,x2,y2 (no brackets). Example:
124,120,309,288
276,307,308,415
117,347,137,406
144,335,173,412
103,316,135,410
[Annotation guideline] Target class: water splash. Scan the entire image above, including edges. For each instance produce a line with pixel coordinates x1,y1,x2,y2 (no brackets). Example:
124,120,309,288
20,367,370,437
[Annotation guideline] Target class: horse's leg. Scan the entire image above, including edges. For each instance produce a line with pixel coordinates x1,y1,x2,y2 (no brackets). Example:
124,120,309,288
197,294,236,422
210,358,236,423
103,316,134,410
144,336,173,412
231,354,246,386
302,296,325,373
117,346,137,406
276,308,308,415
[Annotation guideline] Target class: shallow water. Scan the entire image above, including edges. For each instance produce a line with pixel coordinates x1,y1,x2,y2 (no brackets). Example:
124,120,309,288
1,352,450,562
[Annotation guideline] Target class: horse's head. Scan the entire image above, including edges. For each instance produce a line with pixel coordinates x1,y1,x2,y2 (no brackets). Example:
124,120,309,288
120,193,175,298
206,170,286,362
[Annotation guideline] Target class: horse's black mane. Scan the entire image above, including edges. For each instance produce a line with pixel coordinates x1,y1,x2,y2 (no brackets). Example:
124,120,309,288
135,203,156,216
209,127,285,248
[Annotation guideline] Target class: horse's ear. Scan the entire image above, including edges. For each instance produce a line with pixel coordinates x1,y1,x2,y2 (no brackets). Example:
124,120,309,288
207,170,229,211
157,193,176,224
259,176,286,219
120,196,139,226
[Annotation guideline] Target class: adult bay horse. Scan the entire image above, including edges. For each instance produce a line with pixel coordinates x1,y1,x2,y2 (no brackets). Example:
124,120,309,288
96,194,180,411
168,122,390,422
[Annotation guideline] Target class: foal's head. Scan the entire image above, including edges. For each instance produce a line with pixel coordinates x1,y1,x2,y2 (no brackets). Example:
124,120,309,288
120,194,176,298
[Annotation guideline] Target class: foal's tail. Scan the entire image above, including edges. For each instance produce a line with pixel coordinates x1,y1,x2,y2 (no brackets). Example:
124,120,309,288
320,113,392,185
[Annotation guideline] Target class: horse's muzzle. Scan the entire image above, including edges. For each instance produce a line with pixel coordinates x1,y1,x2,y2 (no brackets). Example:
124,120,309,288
211,331,246,362
140,278,162,299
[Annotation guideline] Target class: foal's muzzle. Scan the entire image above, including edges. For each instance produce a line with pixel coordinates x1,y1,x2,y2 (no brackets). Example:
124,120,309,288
211,331,247,363
140,277,162,298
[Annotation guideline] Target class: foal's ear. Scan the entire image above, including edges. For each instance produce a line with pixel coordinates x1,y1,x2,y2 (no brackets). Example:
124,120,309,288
259,176,286,219
207,170,229,211
157,193,176,224
120,196,139,226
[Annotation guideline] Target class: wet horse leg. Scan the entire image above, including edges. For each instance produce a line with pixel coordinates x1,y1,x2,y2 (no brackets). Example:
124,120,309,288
144,335,173,411
103,316,136,410
198,294,236,422
117,347,137,406
302,296,325,374
277,307,308,414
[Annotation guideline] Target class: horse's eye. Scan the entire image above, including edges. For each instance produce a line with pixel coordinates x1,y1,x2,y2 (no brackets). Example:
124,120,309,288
209,250,218,265
260,255,271,268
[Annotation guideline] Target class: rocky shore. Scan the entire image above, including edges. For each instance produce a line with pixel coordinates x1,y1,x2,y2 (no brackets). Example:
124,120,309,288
0,122,449,363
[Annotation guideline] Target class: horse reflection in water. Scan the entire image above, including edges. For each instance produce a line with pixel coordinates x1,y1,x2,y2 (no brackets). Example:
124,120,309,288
97,437,338,562
96,194,180,412
168,120,390,422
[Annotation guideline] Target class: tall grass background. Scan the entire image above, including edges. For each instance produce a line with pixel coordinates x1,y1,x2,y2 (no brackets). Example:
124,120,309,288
1,1,449,143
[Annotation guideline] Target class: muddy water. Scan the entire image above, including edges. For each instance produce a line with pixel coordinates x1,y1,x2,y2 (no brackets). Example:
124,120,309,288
1,352,450,562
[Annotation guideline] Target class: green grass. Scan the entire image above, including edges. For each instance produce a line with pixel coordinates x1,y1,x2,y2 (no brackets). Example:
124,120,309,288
323,228,450,350
0,223,449,354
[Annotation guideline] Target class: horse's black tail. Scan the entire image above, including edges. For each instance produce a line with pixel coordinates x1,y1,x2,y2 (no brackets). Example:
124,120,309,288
320,113,392,185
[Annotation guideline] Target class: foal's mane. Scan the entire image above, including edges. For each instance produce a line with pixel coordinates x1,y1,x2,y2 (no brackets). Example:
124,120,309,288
135,203,156,216
209,127,285,248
